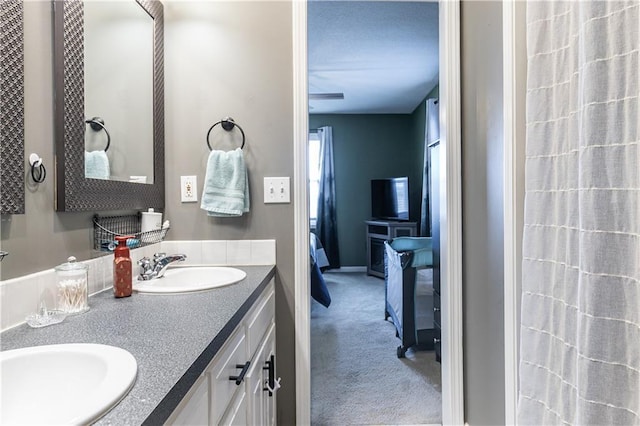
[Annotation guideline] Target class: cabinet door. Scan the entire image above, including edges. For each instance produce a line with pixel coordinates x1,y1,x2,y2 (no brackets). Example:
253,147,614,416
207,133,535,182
263,327,277,426
168,375,209,425
219,387,247,426
247,358,265,425
246,324,276,426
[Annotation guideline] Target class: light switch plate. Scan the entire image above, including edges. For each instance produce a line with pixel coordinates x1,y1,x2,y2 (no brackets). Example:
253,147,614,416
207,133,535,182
181,175,198,202
264,177,290,203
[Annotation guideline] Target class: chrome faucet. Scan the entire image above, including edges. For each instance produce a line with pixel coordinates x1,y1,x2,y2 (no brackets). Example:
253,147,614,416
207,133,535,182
137,253,187,280
0,251,7,261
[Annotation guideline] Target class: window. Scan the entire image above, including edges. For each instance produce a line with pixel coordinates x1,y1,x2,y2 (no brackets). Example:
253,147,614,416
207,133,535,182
309,132,321,228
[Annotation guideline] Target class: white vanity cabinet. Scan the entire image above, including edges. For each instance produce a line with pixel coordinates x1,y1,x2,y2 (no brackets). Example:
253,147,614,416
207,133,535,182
167,279,276,425
247,324,276,425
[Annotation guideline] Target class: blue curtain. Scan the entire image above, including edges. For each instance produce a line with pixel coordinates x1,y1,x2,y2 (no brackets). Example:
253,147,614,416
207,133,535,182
315,126,340,269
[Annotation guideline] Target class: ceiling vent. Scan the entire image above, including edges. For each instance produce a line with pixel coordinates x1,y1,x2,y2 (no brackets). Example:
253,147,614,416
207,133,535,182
309,93,344,100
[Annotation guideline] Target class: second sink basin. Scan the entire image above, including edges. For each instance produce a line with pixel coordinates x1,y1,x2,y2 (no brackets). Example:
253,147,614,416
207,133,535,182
133,266,247,294
1,343,137,425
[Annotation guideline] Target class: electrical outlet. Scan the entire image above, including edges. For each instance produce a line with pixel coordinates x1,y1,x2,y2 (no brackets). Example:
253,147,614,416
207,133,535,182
264,177,290,204
181,175,198,202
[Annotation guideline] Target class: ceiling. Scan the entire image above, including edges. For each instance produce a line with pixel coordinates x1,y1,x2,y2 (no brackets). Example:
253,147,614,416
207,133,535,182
308,1,439,115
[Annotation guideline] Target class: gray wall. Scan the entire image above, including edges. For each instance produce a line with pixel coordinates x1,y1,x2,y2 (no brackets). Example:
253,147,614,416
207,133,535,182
1,1,97,281
309,113,425,266
162,2,296,423
461,1,505,424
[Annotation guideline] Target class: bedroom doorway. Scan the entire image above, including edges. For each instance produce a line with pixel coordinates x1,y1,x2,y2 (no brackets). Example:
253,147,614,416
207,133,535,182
294,2,463,424
307,125,442,424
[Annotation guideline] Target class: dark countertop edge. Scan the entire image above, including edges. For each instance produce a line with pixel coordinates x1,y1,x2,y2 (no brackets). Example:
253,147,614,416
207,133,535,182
142,266,276,425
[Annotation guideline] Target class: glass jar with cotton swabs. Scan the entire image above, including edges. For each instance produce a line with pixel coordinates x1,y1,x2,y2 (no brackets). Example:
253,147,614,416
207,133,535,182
55,256,89,315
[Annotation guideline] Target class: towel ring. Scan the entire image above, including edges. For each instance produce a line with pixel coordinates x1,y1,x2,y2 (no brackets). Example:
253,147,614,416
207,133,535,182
85,117,111,152
206,117,245,151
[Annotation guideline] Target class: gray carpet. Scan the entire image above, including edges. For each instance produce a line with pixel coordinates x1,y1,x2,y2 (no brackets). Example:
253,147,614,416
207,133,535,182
311,272,442,426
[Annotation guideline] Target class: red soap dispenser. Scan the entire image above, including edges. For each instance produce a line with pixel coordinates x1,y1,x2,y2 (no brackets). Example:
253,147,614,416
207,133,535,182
113,236,133,298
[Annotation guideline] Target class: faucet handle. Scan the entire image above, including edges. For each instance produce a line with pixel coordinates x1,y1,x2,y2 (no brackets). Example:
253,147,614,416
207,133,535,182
153,252,166,260
138,257,151,266
137,257,153,274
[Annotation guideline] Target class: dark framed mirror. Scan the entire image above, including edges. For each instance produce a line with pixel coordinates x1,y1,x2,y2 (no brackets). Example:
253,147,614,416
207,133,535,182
0,0,25,215
53,0,164,212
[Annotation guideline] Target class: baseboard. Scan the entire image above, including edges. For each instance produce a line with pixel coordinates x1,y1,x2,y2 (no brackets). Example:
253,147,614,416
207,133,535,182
325,266,367,273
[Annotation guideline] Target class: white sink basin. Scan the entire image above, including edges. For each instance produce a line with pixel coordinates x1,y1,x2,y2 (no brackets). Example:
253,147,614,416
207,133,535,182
133,266,247,294
1,343,137,425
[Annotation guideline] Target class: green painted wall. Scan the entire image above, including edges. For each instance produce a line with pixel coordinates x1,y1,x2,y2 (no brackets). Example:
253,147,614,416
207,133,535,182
310,113,426,267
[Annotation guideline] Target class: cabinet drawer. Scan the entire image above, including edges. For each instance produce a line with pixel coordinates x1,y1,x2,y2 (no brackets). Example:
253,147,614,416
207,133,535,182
368,224,389,235
246,286,275,357
209,327,248,424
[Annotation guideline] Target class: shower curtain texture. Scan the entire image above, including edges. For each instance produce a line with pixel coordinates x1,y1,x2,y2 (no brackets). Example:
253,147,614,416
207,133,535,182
519,2,640,425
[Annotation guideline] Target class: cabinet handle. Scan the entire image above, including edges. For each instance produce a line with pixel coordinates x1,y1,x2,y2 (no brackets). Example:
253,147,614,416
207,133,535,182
229,362,251,385
263,355,275,396
433,307,441,313
434,337,441,344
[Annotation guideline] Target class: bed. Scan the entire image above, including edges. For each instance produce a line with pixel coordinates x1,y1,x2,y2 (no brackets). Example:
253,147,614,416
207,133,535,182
310,232,331,307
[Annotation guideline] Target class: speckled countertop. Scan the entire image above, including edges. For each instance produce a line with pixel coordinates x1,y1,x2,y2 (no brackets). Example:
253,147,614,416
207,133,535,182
0,265,276,425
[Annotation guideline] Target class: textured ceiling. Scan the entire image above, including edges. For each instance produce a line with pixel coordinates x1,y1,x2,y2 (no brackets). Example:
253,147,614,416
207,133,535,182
308,1,439,114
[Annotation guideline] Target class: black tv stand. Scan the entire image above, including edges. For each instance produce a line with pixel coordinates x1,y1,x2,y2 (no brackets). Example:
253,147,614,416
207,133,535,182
365,220,417,278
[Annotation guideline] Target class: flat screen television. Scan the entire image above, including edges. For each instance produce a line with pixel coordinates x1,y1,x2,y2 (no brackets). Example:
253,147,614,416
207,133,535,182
371,177,409,221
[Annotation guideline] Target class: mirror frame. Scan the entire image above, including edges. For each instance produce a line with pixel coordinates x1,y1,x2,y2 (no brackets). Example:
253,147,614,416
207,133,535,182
53,0,164,212
0,0,25,215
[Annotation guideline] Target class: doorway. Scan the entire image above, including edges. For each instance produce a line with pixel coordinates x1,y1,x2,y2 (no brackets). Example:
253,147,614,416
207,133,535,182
293,1,464,425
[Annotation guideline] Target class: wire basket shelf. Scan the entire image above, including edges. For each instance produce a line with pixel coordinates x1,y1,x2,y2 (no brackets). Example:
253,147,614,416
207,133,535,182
93,213,169,252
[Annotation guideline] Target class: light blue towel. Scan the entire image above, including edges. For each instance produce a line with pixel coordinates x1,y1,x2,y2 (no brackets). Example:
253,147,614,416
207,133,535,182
84,150,110,180
200,148,250,217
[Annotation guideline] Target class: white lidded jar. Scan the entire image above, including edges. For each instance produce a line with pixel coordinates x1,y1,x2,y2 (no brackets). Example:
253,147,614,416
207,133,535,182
55,256,89,315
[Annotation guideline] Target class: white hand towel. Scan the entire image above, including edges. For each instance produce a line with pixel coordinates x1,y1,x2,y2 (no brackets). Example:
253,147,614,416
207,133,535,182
84,150,110,180
200,148,250,217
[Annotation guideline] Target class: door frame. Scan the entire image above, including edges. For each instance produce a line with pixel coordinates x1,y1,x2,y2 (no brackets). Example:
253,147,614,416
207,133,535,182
293,1,465,424
503,1,526,424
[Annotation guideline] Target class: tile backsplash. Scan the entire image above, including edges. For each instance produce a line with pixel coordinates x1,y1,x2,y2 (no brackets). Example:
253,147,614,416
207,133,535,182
0,240,275,332
163,240,276,266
